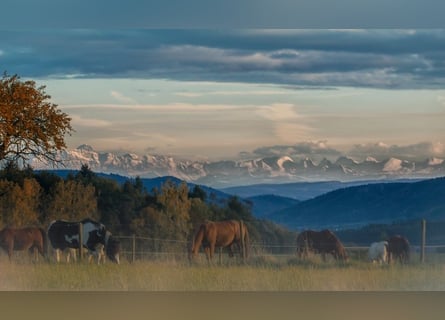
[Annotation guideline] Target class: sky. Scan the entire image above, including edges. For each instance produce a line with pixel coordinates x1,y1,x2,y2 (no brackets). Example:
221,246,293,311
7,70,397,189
1,29,445,161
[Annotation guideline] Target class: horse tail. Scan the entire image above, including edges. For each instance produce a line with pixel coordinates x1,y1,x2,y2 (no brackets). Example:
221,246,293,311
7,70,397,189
339,243,348,261
295,232,305,257
190,224,206,257
404,239,410,263
39,227,48,258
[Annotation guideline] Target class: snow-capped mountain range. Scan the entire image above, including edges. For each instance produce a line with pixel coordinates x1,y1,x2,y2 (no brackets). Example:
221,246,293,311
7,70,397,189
30,144,445,187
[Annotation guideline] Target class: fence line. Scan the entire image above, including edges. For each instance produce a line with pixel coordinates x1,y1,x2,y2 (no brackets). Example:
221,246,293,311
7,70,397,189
112,234,445,263
114,235,445,250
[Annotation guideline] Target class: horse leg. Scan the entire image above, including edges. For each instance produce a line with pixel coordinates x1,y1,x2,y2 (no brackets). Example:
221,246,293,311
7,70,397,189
72,249,78,263
204,246,211,264
321,252,327,262
205,242,217,265
36,242,45,260
7,242,14,262
209,242,216,263
27,242,38,263
55,249,61,263
227,244,235,258
299,247,308,259
32,246,38,263
235,241,243,259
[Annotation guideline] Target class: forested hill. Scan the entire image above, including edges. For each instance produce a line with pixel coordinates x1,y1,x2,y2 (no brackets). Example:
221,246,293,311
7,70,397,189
246,195,300,218
271,176,445,230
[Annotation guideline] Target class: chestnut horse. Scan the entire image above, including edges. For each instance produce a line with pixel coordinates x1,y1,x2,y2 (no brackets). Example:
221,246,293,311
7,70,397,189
0,227,47,262
387,235,410,264
189,220,249,263
296,229,348,262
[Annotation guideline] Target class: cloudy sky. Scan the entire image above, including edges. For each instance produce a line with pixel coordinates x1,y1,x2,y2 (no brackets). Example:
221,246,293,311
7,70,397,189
2,29,445,161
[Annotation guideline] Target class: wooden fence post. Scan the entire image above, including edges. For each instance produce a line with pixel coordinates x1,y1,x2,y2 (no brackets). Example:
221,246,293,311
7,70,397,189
420,219,426,263
239,220,246,262
46,235,51,262
132,234,136,263
78,223,83,262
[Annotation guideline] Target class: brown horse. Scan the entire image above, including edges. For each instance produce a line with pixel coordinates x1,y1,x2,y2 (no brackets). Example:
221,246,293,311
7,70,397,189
296,229,348,261
0,227,47,262
189,220,249,263
387,235,410,264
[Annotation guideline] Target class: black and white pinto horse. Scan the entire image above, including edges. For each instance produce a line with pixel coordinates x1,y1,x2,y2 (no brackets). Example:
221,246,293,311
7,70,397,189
47,218,120,264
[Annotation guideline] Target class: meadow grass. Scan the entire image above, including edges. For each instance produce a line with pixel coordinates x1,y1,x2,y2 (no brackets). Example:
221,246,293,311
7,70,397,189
1,254,445,291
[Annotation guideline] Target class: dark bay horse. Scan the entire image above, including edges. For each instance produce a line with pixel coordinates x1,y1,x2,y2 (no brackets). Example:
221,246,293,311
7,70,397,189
0,227,47,262
190,220,249,263
296,229,348,262
387,235,410,264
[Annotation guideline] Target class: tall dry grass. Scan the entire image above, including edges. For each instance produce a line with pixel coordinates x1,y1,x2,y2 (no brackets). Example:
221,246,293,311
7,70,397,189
1,253,445,291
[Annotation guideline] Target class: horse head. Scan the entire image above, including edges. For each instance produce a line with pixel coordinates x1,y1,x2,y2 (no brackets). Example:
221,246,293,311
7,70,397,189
104,232,120,264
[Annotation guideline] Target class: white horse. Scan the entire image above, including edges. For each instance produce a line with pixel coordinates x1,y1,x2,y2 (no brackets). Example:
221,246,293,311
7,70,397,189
368,241,389,264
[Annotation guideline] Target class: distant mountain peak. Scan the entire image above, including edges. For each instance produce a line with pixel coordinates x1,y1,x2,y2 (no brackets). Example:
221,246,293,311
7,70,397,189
429,158,444,166
335,156,359,166
76,144,95,152
365,156,379,163
29,145,445,188
383,158,403,172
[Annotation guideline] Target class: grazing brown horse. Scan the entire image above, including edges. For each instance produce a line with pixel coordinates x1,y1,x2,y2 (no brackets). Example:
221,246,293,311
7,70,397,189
387,235,410,264
0,227,47,262
189,220,249,263
296,229,348,261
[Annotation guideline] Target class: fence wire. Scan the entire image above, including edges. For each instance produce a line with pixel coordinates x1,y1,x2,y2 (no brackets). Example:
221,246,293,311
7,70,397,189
113,235,445,263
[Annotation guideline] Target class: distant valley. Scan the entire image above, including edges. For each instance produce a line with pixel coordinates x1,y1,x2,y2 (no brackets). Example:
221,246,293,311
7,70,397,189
46,169,445,233
270,177,445,231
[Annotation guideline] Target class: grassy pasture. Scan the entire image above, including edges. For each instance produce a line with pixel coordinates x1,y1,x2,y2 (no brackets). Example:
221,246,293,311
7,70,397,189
1,250,445,291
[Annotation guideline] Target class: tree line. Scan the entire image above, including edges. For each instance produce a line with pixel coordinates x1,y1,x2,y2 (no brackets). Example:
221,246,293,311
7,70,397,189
0,163,296,252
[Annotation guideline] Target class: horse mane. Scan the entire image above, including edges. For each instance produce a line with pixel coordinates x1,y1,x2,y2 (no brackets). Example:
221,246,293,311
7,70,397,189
335,241,348,260
80,218,100,225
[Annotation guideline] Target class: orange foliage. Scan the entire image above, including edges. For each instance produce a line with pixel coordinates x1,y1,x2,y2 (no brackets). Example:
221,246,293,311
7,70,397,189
0,73,73,165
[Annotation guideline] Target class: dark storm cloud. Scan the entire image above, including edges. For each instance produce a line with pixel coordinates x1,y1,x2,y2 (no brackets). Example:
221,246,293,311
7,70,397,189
2,29,445,88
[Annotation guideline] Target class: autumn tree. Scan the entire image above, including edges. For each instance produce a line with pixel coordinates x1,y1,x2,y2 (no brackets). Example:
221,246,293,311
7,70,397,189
45,179,98,223
189,197,213,229
154,180,192,249
0,178,41,227
0,73,73,166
